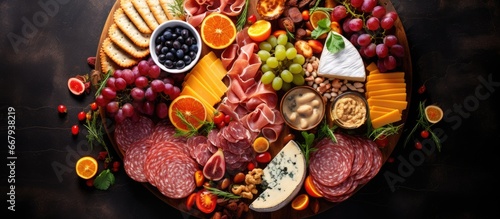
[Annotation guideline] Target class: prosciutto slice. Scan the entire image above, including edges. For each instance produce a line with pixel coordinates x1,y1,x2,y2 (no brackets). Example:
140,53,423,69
184,0,246,27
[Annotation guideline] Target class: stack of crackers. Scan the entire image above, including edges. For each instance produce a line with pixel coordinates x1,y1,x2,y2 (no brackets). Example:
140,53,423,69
99,0,179,73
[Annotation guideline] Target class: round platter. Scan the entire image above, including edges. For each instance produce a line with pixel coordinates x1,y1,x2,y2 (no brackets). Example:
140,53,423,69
94,0,412,218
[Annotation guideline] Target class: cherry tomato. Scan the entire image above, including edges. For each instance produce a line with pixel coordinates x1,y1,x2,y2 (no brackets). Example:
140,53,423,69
247,14,257,24
90,102,98,111
420,130,430,139
186,193,197,211
195,188,217,214
86,178,94,187
247,162,255,171
216,121,225,129
414,141,423,150
418,85,426,94
112,161,120,169
77,111,86,121
97,151,108,160
71,125,79,135
256,151,272,163
302,10,310,21
213,112,225,125
223,114,231,124
374,135,389,148
58,104,67,114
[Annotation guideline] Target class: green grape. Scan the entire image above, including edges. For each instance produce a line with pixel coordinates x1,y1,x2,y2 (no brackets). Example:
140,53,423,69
266,35,277,48
289,63,303,74
275,44,286,52
261,71,276,84
280,70,293,83
286,47,297,60
285,42,294,49
293,54,305,65
261,64,271,73
275,49,286,61
281,82,292,91
257,50,271,62
266,57,279,68
259,42,272,51
272,77,283,91
292,73,305,85
277,34,288,46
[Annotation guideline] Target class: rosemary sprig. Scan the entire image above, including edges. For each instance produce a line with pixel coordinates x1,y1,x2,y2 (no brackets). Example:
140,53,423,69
168,0,185,20
403,101,442,151
94,70,112,98
204,186,241,199
369,123,403,140
84,110,111,160
235,0,249,31
173,109,214,138
317,120,337,143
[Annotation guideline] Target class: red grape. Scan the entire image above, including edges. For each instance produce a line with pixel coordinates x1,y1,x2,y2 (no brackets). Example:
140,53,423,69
106,101,120,114
366,17,380,31
134,76,149,88
376,44,389,58
361,0,377,13
357,33,372,47
144,87,157,102
114,78,127,91
121,103,135,118
363,43,377,57
138,60,150,76
348,18,363,32
106,77,116,90
350,0,363,8
130,87,145,101
383,35,398,47
383,55,397,70
148,65,161,79
150,79,165,93
381,16,395,29
122,69,135,85
371,6,386,18
101,87,116,100
155,102,168,119
331,6,347,21
390,44,405,57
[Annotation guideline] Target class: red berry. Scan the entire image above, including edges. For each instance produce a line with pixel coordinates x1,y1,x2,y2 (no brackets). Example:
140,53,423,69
112,167,119,172
97,151,108,160
414,141,423,150
420,130,430,139
86,178,94,187
77,111,86,121
112,161,120,169
90,102,98,111
374,135,389,148
247,14,257,24
216,121,225,129
247,162,255,171
58,104,67,114
71,125,79,135
418,85,426,94
224,114,231,124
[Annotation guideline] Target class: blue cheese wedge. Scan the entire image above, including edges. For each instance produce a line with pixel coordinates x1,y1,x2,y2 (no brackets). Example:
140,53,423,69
317,31,366,82
249,140,306,212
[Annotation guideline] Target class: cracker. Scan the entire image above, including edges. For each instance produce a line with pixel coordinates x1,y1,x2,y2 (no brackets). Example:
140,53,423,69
108,23,150,59
102,37,139,68
159,0,178,20
114,8,151,48
146,0,169,24
131,0,159,30
99,47,119,74
120,0,152,34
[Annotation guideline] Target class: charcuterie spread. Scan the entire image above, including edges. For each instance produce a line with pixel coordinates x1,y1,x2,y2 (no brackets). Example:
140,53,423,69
86,0,412,218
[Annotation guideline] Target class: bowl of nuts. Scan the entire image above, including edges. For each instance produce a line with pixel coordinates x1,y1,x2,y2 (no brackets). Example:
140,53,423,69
329,91,369,129
280,86,326,131
149,20,202,74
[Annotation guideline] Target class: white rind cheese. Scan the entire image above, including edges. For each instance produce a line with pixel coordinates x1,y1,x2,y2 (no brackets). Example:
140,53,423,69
249,140,306,212
317,31,366,82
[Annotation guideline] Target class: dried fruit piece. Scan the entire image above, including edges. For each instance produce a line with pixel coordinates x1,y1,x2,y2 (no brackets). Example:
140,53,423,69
256,0,286,20
68,77,85,95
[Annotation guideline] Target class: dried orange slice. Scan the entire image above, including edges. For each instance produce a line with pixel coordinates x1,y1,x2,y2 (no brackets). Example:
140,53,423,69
169,95,207,131
310,10,330,30
75,156,98,179
200,13,236,50
247,20,272,42
425,105,443,124
291,193,310,211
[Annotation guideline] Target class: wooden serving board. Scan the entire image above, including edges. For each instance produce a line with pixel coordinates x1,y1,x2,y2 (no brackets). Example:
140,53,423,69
95,0,412,218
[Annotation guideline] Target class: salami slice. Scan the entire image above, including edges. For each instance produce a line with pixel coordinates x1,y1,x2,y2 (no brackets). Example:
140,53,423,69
347,135,367,177
312,175,354,198
358,140,383,185
309,138,354,187
114,115,154,152
352,138,374,181
151,120,187,144
123,137,153,182
144,142,185,187
155,153,198,199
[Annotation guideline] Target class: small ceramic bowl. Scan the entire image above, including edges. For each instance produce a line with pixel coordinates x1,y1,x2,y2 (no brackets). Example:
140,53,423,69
329,91,369,129
149,20,202,74
280,86,326,131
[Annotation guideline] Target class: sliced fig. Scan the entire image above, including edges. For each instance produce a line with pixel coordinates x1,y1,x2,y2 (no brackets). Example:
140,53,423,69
203,148,225,181
68,77,85,96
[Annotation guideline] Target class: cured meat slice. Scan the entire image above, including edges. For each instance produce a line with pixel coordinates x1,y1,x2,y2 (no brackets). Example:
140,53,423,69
312,176,354,198
123,137,153,182
151,120,187,144
114,115,154,152
309,138,354,187
346,135,366,177
357,140,383,185
188,135,217,166
144,142,186,187
155,153,198,199
352,138,374,181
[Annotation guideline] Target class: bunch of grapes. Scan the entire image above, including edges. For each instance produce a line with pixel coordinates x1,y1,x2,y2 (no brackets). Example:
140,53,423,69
257,34,306,91
95,58,183,123
331,0,405,72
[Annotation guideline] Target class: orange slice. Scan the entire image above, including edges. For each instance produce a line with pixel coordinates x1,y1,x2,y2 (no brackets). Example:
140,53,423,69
309,10,330,30
168,95,207,131
425,105,443,123
252,136,270,153
200,13,236,50
291,194,310,211
247,20,272,42
304,175,323,198
75,156,98,179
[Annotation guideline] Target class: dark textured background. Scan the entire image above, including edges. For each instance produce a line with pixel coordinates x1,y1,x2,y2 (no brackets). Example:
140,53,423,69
1,0,499,218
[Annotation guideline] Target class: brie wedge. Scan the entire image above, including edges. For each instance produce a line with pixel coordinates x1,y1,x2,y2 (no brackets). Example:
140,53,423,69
249,140,307,212
317,31,366,82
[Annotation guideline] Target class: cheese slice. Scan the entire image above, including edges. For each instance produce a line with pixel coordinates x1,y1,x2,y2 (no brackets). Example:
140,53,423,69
317,31,366,82
371,109,401,128
250,140,306,212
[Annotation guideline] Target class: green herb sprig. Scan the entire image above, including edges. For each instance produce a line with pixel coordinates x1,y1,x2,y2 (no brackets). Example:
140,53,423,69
235,0,249,31
403,101,442,151
299,131,318,166
204,186,241,199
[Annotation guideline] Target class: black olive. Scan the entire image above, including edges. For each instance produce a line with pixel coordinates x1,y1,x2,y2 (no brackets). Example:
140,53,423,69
176,49,184,59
